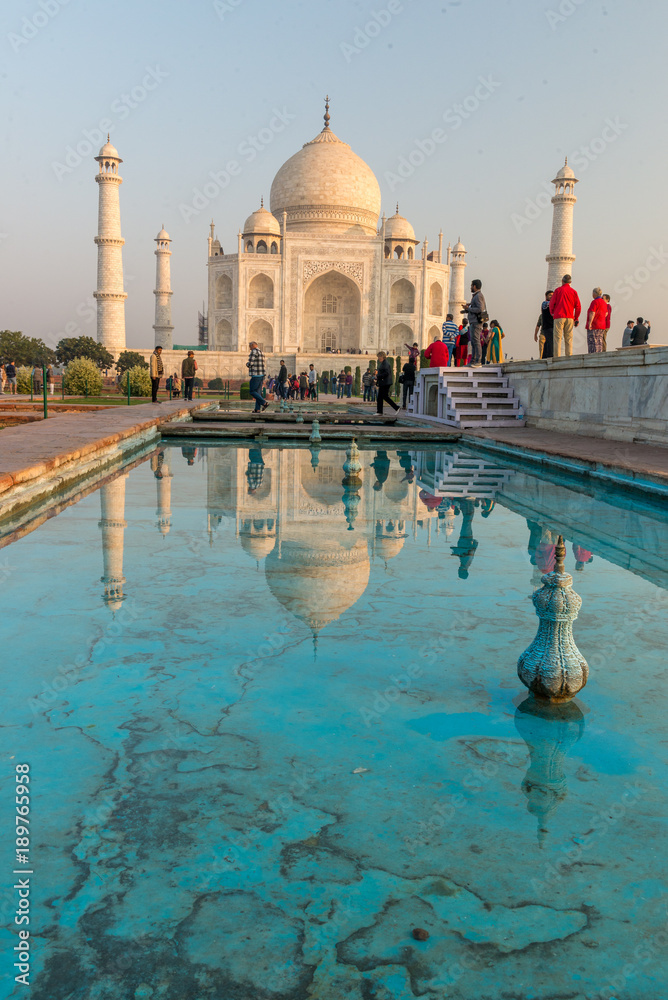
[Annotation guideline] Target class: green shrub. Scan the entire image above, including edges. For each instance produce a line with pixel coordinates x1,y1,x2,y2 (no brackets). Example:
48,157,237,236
63,358,104,397
369,359,377,373
208,377,224,390
120,365,152,397
240,382,251,400
344,365,351,374
420,349,429,369
16,366,32,394
194,377,203,388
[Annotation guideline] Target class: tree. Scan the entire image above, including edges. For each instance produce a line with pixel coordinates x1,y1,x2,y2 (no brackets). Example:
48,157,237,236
0,330,55,366
354,366,361,396
420,349,429,369
116,351,148,374
56,336,114,370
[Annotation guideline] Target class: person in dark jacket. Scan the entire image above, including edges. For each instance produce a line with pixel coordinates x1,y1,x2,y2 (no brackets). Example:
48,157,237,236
631,318,649,346
375,352,399,416
181,351,198,401
278,360,288,398
299,372,308,400
401,360,416,409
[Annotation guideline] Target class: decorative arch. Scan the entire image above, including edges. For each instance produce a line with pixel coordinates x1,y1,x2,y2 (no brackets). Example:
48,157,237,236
248,273,274,309
389,322,413,356
407,247,414,259
303,270,361,353
394,245,404,259
428,324,441,342
246,241,254,252
256,240,268,254
249,318,273,353
215,273,233,310
429,282,443,315
215,318,233,351
270,242,279,254
390,278,415,314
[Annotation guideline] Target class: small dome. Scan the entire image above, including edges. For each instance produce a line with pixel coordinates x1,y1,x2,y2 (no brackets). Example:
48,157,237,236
453,239,466,253
240,533,276,561
555,159,576,180
373,534,406,561
243,202,281,236
383,207,416,242
156,226,170,241
97,139,120,159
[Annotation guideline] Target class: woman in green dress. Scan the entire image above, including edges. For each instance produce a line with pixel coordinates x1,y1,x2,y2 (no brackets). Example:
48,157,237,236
487,320,505,364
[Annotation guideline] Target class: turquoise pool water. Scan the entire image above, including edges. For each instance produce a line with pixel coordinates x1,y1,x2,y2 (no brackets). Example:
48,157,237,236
1,442,667,1000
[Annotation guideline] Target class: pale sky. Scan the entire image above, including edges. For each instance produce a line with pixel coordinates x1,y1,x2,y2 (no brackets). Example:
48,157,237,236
2,0,666,358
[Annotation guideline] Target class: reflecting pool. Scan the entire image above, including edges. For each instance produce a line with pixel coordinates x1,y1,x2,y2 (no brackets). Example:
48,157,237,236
1,442,667,1000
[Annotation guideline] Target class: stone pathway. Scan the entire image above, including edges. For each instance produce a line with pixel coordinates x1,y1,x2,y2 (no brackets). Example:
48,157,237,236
0,400,209,509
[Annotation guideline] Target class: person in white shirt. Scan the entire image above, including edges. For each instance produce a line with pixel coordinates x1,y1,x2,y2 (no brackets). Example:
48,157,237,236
308,363,318,401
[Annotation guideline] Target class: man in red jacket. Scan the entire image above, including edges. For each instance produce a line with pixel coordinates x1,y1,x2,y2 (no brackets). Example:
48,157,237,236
549,274,581,357
424,335,450,368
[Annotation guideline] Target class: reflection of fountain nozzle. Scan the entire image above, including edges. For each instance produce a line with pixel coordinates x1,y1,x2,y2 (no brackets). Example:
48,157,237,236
515,696,585,847
518,536,588,702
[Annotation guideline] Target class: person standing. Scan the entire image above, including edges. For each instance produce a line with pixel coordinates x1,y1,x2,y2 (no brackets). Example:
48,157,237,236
621,320,635,348
602,294,612,351
631,318,649,346
462,279,487,367
246,341,268,412
278,359,288,399
404,341,420,365
534,290,554,359
330,372,337,397
480,323,491,364
5,360,17,395
308,363,318,401
362,368,374,402
424,334,450,368
375,352,399,417
442,314,459,365
32,365,42,395
585,288,608,353
181,350,198,400
150,346,164,403
345,370,353,397
487,320,504,364
322,371,330,395
549,274,581,357
454,328,469,367
401,358,416,408
337,370,346,398
299,371,308,400
46,364,54,396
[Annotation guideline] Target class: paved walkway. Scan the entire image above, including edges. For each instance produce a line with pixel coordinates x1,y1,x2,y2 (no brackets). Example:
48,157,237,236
462,425,668,490
0,400,208,498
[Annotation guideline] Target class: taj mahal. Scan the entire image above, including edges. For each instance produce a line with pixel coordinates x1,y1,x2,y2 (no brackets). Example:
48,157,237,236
93,98,579,379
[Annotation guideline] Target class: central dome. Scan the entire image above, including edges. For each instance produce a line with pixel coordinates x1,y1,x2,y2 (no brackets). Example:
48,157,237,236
270,112,381,236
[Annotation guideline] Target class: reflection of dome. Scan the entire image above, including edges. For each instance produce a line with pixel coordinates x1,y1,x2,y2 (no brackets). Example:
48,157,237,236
373,535,405,561
299,452,347,508
239,533,276,561
270,112,381,235
266,536,369,631
383,470,409,503
383,208,416,241
243,202,281,236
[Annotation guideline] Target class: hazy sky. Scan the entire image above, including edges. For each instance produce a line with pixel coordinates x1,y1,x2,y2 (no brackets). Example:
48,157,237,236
2,0,666,358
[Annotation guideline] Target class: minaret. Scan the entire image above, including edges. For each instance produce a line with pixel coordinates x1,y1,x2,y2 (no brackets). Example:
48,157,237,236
153,226,174,349
94,136,127,355
99,473,128,610
448,238,467,323
546,158,578,290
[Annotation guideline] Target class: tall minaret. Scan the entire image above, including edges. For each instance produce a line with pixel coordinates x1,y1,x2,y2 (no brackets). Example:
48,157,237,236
94,137,127,356
448,238,467,322
153,226,174,349
546,158,578,290
99,473,128,611
155,451,173,536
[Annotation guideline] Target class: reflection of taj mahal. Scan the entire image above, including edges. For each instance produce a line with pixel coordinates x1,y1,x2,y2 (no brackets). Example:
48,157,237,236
206,100,468,358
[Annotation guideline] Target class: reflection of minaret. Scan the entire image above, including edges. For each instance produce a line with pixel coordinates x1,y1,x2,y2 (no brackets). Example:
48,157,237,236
153,451,172,536
514,696,584,847
99,473,128,610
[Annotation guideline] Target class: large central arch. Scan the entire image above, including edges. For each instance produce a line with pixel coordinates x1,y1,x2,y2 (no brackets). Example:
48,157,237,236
303,271,361,353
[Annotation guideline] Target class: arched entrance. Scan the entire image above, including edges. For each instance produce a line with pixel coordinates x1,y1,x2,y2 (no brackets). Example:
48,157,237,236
303,271,362,353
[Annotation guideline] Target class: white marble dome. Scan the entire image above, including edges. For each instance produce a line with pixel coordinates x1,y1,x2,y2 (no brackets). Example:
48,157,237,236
243,201,281,236
97,139,120,159
555,159,576,180
270,124,381,235
383,208,416,242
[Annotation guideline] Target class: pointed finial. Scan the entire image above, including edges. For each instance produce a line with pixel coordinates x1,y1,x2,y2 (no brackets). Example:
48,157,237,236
107,133,110,142
323,95,331,130
565,156,568,165
555,535,566,574
396,203,399,214
260,196,264,208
